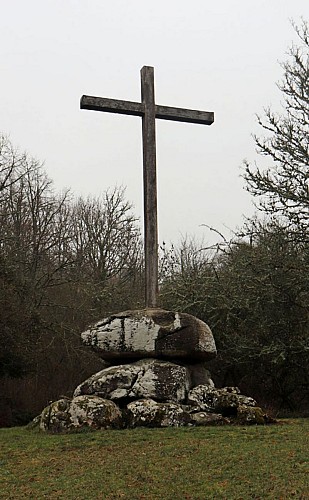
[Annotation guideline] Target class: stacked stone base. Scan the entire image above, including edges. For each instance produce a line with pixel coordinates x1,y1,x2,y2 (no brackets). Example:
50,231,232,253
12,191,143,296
37,359,273,432
35,310,274,432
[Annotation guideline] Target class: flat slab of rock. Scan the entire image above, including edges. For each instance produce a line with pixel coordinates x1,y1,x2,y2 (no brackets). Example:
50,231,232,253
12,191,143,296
81,308,217,362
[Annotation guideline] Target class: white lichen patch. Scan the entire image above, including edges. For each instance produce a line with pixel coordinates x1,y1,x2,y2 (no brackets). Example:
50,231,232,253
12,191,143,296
130,364,158,399
173,312,182,329
123,316,160,351
82,316,160,353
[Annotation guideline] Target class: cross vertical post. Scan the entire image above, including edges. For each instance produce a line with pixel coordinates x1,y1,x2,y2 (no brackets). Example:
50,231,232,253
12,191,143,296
141,66,158,308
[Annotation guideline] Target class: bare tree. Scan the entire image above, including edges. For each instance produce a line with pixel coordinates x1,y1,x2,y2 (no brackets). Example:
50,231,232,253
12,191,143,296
0,141,145,420
0,135,38,195
71,187,142,284
0,166,72,309
243,20,308,240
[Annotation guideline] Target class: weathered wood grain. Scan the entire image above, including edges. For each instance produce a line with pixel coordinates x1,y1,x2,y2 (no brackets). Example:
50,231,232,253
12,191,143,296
80,95,144,116
156,105,214,125
80,96,214,124
141,66,158,308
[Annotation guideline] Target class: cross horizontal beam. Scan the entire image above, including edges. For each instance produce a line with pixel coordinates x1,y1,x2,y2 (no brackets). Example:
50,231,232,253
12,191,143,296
81,95,214,125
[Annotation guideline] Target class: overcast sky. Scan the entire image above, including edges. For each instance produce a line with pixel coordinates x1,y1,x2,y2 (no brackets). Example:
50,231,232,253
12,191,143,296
1,0,308,246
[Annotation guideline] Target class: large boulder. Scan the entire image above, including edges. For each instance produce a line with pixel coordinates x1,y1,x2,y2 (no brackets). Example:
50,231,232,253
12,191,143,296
40,396,123,432
236,405,274,425
81,308,216,362
74,358,191,404
186,386,274,425
187,386,257,415
126,399,191,428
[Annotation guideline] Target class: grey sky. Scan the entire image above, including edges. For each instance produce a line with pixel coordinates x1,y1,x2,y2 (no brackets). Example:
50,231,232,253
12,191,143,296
1,0,308,245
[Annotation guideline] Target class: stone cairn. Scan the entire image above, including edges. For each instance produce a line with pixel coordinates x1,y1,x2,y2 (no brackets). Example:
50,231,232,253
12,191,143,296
37,309,273,432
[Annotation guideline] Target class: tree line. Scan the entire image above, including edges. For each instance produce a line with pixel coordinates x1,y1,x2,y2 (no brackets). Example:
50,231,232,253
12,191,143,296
160,20,308,413
0,141,144,424
0,21,308,425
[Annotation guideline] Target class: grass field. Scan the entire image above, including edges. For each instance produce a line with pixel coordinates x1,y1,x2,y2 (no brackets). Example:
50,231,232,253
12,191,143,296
0,419,308,499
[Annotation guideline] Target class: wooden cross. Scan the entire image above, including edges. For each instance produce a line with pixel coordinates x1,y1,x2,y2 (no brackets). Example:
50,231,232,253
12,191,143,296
80,66,214,308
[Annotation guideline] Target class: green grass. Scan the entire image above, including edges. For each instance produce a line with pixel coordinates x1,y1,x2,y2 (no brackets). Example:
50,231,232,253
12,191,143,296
0,420,308,499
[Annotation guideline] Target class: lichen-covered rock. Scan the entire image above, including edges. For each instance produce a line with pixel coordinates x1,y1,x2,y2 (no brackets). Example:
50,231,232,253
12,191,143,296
187,385,257,415
236,405,269,425
81,308,216,362
190,412,230,426
126,399,191,428
74,358,191,404
40,398,72,432
39,396,122,432
69,396,123,429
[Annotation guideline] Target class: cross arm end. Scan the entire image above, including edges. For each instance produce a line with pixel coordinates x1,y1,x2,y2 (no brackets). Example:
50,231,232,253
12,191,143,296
80,95,144,116
156,105,214,125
